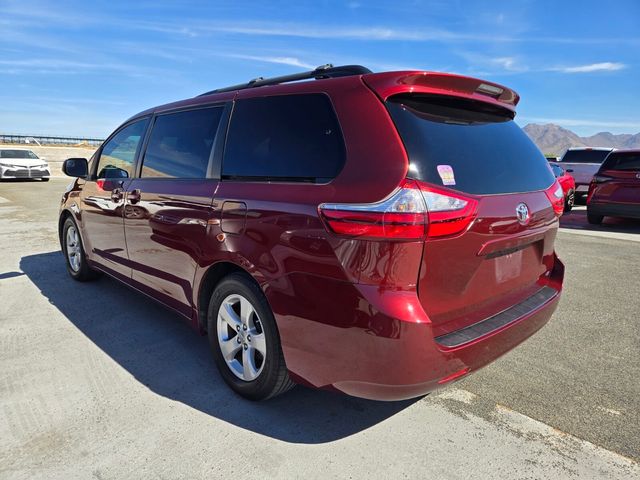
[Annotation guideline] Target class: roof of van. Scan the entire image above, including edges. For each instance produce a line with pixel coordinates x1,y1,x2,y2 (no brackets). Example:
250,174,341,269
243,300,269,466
125,64,520,123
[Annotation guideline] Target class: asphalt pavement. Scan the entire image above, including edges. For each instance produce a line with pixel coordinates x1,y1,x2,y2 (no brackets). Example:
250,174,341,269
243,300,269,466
0,178,638,479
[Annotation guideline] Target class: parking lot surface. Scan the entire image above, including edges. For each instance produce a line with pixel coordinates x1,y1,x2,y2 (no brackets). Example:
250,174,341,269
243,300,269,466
1,179,638,479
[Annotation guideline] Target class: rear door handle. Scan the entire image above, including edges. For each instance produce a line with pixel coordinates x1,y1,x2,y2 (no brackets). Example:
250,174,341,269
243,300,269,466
128,189,141,204
111,188,123,202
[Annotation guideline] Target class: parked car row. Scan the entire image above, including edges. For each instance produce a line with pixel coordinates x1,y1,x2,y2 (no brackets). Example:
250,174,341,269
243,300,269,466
548,147,640,225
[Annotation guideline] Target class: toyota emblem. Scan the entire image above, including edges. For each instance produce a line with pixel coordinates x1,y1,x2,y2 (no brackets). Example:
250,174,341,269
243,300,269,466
516,203,530,225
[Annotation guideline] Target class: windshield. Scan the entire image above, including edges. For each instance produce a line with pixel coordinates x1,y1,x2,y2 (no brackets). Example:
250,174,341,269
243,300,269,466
386,94,555,195
0,149,39,159
560,149,610,164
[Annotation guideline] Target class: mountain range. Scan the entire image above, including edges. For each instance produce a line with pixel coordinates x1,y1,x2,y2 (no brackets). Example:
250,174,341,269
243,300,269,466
523,123,640,156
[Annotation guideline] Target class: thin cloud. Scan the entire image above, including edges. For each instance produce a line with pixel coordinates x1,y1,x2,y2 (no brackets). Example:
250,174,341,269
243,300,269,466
148,21,640,45
223,54,315,69
0,58,172,79
550,62,627,73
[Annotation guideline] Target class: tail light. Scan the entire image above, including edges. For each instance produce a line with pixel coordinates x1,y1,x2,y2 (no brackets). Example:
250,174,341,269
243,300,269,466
544,181,564,216
586,175,610,204
319,179,478,240
418,182,478,237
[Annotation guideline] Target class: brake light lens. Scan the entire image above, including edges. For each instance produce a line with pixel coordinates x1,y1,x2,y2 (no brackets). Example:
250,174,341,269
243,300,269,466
319,179,427,240
586,175,610,204
319,179,478,240
419,183,478,237
544,181,564,216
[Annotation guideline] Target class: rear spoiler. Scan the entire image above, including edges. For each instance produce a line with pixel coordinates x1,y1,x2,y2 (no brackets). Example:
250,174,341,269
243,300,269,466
362,71,520,113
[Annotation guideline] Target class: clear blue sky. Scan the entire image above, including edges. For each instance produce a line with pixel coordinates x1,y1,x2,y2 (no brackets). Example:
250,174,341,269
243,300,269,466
1,0,638,138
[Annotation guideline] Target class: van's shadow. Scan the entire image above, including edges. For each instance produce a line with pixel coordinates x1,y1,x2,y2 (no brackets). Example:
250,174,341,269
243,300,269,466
20,251,417,444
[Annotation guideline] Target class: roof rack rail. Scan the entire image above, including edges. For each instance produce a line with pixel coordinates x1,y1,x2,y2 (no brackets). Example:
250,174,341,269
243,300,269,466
198,64,372,96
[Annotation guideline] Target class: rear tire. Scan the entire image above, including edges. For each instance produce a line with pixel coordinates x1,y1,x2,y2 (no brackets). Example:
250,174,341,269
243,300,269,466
207,272,295,400
564,190,574,213
62,217,101,281
587,213,604,225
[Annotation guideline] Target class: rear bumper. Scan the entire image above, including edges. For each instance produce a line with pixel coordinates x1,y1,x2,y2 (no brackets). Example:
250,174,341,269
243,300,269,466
266,254,564,401
588,202,640,220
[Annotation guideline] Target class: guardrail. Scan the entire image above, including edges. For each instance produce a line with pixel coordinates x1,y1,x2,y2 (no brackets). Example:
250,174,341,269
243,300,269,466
0,134,104,147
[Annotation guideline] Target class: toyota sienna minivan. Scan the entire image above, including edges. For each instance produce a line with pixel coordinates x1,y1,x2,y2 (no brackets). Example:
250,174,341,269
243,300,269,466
59,64,565,401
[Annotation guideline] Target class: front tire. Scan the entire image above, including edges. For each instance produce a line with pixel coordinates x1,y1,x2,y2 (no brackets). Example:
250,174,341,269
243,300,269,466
207,272,295,400
62,217,100,281
41,177,50,182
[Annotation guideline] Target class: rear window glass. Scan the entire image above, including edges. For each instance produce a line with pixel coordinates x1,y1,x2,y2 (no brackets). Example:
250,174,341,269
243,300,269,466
560,149,610,164
0,150,38,159
142,107,223,178
601,152,640,171
387,94,555,195
550,163,564,177
222,94,345,183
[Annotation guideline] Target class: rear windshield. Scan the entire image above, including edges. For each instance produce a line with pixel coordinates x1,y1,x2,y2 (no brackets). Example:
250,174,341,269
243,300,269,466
560,149,610,164
0,149,38,159
386,94,554,195
550,163,564,178
601,152,640,171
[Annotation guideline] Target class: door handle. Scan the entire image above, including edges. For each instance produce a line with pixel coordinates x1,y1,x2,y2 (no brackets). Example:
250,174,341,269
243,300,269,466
128,188,141,204
111,188,123,202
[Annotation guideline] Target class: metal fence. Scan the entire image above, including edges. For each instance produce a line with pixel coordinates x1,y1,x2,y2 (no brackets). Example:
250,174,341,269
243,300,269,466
0,134,104,147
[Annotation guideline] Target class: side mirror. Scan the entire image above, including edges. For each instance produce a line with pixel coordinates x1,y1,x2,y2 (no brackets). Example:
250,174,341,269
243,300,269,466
566,168,574,173
62,158,88,178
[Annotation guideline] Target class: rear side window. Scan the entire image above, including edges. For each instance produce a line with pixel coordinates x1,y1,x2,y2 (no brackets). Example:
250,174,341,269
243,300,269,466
601,152,640,171
387,94,555,195
550,163,564,177
560,149,611,164
222,94,345,183
142,107,223,178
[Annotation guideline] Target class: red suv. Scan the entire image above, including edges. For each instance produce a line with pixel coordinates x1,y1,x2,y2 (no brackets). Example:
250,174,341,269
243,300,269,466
59,64,564,401
587,149,640,224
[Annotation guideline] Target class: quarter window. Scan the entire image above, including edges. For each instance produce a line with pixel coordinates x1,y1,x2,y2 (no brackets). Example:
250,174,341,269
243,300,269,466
222,94,345,182
141,107,223,179
96,119,148,180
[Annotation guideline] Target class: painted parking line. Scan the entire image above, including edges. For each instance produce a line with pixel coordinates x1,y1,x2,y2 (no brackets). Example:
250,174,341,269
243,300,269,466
432,388,639,476
559,227,640,242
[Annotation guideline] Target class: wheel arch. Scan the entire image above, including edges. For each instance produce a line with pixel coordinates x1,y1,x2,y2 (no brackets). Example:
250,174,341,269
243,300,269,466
58,209,74,250
196,261,256,333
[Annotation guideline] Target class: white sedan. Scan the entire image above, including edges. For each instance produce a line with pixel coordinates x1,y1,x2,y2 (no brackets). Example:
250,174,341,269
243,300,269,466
0,149,50,181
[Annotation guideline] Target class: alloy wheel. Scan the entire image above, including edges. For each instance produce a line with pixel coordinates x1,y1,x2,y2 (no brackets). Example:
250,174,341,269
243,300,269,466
66,225,81,272
216,294,267,381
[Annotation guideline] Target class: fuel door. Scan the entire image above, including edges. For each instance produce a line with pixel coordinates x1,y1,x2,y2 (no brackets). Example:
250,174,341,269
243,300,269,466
220,201,247,234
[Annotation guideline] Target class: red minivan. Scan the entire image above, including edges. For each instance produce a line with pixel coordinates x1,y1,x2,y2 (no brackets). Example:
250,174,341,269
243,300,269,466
59,65,564,401
587,149,640,224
